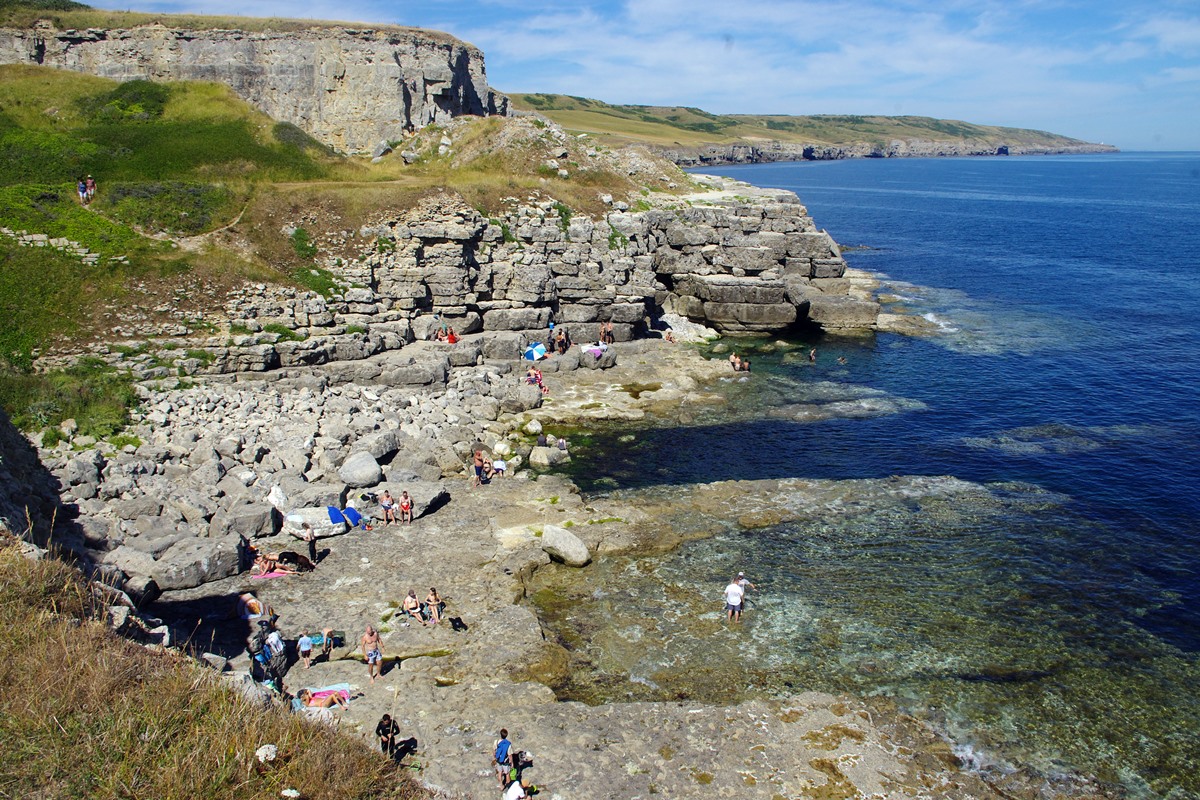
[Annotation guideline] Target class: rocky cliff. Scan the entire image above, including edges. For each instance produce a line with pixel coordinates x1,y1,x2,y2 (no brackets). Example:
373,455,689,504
662,137,1120,166
0,22,508,153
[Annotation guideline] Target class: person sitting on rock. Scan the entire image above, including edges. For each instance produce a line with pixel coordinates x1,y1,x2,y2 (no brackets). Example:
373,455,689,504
490,458,506,478
398,490,413,525
402,590,429,626
447,327,458,344
423,587,445,625
379,490,397,525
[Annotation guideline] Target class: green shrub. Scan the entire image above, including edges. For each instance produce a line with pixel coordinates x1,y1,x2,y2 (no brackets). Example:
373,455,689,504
262,323,305,342
0,358,137,438
108,433,142,450
345,324,366,335
105,181,236,236
290,227,318,259
290,266,338,298
184,349,214,365
80,79,170,123
607,222,629,251
552,201,572,234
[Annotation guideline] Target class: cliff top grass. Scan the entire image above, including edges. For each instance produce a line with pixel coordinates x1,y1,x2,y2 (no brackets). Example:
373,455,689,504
0,532,430,800
0,0,461,44
509,92,1098,150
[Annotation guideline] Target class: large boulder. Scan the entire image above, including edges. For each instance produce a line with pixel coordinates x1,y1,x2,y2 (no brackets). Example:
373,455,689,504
805,294,879,329
540,524,591,567
338,451,383,488
528,446,570,468
152,534,242,590
209,502,281,539
281,506,350,538
496,383,544,414
578,345,617,370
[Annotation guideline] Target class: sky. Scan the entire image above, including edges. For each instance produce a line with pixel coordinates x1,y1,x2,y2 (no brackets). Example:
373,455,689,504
98,0,1200,151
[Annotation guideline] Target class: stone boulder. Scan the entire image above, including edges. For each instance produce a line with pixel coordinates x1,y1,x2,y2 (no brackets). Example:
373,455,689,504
579,345,618,370
497,383,544,414
209,502,281,539
281,507,351,538
152,534,242,590
806,295,879,329
338,451,384,488
540,524,591,567
528,446,570,468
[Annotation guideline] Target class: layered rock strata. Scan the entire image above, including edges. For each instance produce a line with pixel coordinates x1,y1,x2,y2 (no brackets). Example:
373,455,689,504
0,22,508,153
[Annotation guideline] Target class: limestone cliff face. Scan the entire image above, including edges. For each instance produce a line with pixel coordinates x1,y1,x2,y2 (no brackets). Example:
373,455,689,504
661,138,1120,166
0,23,509,153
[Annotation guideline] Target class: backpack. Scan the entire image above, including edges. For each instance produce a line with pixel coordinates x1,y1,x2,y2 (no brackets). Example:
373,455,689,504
494,738,511,765
248,627,268,656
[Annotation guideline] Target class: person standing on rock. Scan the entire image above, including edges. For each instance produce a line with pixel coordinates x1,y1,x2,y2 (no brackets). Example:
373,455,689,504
724,576,745,623
736,571,756,615
473,448,486,488
361,624,384,684
298,630,314,669
493,729,514,788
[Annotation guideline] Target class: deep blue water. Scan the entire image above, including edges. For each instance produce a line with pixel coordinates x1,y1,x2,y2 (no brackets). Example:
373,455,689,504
544,154,1200,795
698,153,1200,650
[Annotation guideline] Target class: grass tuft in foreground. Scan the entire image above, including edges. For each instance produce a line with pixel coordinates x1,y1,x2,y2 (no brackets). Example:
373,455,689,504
0,533,430,800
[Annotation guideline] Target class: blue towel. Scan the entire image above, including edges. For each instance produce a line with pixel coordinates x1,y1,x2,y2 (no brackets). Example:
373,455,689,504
327,506,346,525
342,506,365,528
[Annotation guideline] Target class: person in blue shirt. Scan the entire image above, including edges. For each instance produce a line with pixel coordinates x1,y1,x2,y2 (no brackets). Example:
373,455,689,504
494,729,513,787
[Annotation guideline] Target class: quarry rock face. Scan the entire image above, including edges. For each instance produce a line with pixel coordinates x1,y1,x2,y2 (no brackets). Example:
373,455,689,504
0,23,509,153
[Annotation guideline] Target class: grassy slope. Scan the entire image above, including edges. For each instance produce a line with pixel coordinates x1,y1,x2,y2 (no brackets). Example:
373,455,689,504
0,534,428,800
509,92,1097,150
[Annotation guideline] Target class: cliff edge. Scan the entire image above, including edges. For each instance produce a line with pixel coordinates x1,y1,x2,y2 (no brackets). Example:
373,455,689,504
0,19,509,153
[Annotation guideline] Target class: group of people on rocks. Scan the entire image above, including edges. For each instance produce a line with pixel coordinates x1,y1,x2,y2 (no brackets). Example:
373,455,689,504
433,325,459,343
525,365,549,394
728,352,752,372
472,446,508,486
378,489,413,525
723,571,756,623
401,587,446,626
494,728,538,797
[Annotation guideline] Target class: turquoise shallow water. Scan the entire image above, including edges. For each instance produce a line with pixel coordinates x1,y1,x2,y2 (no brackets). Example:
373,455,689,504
533,154,1200,798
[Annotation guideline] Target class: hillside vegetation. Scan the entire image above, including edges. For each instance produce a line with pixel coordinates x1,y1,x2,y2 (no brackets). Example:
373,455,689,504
0,64,646,443
510,92,1097,150
0,533,428,800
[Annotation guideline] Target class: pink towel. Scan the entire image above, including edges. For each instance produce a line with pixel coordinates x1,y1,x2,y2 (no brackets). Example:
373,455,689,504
310,689,350,703
251,570,291,579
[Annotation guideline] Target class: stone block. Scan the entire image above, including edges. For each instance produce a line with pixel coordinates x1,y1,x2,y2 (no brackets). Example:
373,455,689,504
541,524,591,567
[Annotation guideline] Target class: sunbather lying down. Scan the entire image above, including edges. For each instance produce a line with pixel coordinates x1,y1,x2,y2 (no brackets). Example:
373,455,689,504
252,550,316,575
299,689,347,709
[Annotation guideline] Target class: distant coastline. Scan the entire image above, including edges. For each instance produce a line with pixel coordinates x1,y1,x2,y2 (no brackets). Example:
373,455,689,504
658,138,1120,167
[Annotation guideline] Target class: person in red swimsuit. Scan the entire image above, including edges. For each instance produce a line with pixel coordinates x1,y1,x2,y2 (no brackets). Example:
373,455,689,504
399,490,413,525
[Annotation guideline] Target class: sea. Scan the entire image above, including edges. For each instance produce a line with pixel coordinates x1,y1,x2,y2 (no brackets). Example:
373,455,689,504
529,153,1200,799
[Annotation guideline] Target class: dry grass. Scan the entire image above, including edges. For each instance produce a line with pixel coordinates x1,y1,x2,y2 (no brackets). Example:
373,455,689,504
0,533,429,800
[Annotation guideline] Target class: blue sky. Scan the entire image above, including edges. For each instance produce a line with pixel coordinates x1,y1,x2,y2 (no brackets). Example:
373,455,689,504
100,0,1200,150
